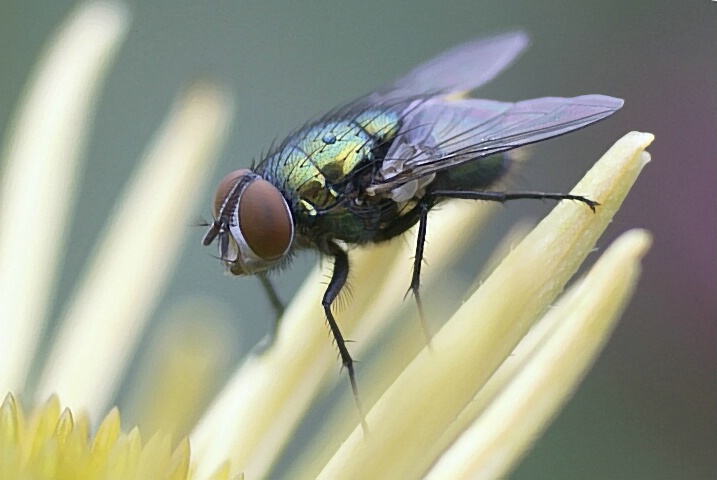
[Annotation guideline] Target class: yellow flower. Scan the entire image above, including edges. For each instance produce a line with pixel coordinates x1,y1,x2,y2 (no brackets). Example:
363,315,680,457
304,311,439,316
0,2,652,479
0,394,198,479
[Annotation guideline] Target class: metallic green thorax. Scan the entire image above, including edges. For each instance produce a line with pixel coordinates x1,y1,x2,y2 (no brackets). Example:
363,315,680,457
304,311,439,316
256,108,408,246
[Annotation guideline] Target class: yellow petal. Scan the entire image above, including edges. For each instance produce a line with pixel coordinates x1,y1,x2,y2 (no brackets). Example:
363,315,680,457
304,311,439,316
167,438,191,480
52,408,75,442
125,299,235,441
427,229,652,478
136,431,173,478
91,407,121,460
0,393,21,446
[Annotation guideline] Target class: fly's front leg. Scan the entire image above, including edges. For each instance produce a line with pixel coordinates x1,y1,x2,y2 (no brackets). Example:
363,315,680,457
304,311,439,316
409,200,433,342
323,240,368,432
258,273,285,332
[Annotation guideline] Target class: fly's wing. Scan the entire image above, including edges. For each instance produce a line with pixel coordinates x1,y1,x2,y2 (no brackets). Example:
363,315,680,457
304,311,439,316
373,94,624,194
365,31,529,102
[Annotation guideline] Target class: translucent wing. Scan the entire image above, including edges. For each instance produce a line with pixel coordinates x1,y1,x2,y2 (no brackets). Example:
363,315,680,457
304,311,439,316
365,31,529,102
373,94,623,193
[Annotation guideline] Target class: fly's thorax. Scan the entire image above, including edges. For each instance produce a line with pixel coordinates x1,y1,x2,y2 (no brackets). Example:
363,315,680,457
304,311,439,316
261,109,402,215
279,125,368,213
202,169,294,275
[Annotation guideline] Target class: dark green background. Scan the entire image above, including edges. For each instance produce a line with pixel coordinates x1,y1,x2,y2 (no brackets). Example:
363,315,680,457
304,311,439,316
1,1,714,478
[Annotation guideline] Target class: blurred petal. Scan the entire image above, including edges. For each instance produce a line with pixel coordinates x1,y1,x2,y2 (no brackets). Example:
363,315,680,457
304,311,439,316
0,0,130,393
125,298,235,441
36,83,234,420
136,431,172,478
167,438,191,480
427,229,652,479
317,131,653,478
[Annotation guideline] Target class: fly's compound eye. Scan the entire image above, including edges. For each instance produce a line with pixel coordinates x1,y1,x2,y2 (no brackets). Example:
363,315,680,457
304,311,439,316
235,178,294,262
205,169,294,275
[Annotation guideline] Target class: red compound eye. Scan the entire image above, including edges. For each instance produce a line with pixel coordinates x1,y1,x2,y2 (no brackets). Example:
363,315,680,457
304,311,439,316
238,178,293,260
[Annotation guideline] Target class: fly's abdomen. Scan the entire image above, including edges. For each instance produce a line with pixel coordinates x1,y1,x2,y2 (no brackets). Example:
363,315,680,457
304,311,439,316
431,153,512,191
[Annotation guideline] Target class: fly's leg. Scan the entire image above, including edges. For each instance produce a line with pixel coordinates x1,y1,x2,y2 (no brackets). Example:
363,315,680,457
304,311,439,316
409,200,433,343
431,189,599,211
323,241,368,433
258,273,285,332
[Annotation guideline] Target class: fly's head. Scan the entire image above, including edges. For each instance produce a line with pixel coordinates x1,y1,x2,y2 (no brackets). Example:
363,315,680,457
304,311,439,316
202,169,294,275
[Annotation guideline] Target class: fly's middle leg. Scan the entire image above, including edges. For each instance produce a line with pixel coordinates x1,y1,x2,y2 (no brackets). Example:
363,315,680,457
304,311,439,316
323,240,368,434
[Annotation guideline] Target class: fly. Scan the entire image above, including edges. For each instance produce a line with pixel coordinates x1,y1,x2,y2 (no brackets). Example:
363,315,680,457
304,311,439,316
202,31,623,427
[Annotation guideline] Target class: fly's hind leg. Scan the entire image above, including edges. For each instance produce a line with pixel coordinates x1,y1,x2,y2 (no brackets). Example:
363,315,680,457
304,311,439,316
407,188,597,343
431,189,598,211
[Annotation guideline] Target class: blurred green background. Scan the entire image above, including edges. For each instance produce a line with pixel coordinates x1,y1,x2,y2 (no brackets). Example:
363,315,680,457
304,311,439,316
1,1,714,478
